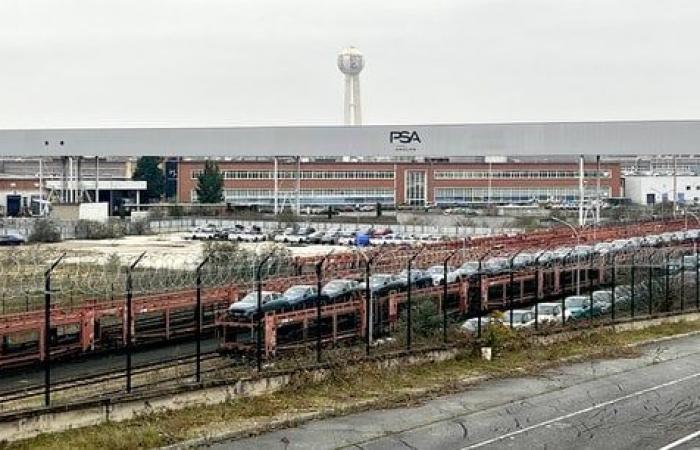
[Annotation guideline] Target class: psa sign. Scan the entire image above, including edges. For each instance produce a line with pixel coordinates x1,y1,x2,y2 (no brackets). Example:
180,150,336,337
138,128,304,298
389,131,422,144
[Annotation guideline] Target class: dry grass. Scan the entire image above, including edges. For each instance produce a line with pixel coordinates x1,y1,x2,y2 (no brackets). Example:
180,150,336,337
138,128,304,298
3,320,700,450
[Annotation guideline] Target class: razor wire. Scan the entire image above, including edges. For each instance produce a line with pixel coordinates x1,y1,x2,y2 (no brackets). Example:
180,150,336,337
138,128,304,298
0,242,296,314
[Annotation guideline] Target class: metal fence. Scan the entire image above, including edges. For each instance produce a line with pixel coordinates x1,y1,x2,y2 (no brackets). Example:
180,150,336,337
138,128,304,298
0,239,698,417
0,216,519,241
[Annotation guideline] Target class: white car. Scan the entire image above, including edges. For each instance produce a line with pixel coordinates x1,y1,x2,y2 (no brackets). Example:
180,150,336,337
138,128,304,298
426,265,460,286
512,253,534,268
461,315,503,333
611,239,631,252
533,302,569,324
508,309,536,329
594,242,613,255
230,228,266,242
274,228,307,243
457,261,480,277
337,231,356,246
191,225,217,240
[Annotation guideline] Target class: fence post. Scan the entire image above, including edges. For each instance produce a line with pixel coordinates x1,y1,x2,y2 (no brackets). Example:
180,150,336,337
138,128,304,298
443,249,459,344
126,251,146,393
648,260,653,317
44,253,66,407
664,252,670,312
630,253,636,319
680,250,685,312
477,254,489,339
256,253,273,372
589,256,595,326
533,252,547,331
363,254,375,356
611,255,616,322
314,250,333,364
195,253,212,384
696,240,699,310
508,252,520,329
405,247,424,351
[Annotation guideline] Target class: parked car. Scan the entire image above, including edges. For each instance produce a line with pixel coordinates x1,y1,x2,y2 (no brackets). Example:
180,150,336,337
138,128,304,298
336,231,356,246
533,302,568,324
396,269,433,289
461,315,503,333
191,225,217,240
274,227,307,243
215,227,237,240
321,279,362,300
426,265,460,286
262,285,320,312
369,274,405,296
229,226,266,242
564,295,603,320
594,242,613,255
591,290,613,313
282,285,318,305
227,291,284,319
482,257,509,275
457,261,480,278
509,309,537,329
533,250,555,264
320,229,341,245
512,253,534,268
306,230,326,244
0,234,26,246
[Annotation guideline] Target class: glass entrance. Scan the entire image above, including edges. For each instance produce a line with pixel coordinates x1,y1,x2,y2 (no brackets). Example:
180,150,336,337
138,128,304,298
406,170,426,206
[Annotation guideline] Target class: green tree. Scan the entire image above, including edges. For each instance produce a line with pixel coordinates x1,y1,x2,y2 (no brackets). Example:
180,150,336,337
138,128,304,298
132,157,164,202
196,160,224,203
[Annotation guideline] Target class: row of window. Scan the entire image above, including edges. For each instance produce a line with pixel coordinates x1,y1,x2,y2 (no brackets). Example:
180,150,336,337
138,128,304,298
434,170,610,180
190,170,395,180
191,188,394,205
434,187,610,204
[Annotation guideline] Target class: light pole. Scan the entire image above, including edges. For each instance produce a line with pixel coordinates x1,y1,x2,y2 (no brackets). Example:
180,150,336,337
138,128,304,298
359,245,387,354
685,210,700,230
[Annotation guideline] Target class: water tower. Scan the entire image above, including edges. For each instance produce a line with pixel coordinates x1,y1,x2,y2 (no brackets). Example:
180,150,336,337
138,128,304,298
337,47,364,125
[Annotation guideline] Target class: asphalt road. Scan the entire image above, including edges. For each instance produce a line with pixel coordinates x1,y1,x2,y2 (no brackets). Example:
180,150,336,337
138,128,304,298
213,333,700,450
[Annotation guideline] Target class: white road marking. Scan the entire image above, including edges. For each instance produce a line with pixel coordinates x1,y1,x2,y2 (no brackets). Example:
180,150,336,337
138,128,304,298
659,429,700,450
462,371,700,449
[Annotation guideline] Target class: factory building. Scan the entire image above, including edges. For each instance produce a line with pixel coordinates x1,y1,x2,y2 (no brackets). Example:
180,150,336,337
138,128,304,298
177,158,621,210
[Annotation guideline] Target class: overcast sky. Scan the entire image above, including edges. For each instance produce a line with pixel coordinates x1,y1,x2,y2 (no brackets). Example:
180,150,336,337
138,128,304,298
1,0,699,129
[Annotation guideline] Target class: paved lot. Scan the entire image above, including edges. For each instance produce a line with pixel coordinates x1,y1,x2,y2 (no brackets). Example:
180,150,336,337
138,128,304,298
213,333,700,450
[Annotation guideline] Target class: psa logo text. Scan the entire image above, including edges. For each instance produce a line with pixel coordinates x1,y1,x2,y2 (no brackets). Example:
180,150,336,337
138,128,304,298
389,131,422,144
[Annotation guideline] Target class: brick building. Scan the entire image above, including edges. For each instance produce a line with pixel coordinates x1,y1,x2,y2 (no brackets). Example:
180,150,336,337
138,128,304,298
177,159,621,209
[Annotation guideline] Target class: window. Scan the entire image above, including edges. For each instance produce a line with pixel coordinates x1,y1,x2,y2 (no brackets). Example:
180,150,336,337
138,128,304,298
433,170,611,180
200,188,396,206
434,186,610,205
191,169,394,180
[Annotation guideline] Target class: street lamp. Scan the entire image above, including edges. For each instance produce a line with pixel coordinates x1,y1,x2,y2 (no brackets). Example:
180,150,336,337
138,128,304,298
684,210,700,231
551,217,583,295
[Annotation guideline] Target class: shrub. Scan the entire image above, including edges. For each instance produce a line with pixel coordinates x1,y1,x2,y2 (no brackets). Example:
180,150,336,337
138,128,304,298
28,219,62,243
75,220,126,240
129,219,151,236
